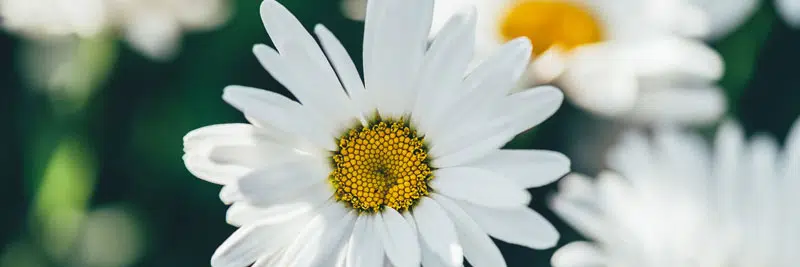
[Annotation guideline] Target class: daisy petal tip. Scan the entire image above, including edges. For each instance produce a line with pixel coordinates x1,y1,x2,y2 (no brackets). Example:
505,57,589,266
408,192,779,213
449,243,465,265
553,153,572,176
508,36,532,50
531,225,560,250
220,87,241,105
252,43,270,54
540,84,565,97
312,23,328,34
453,4,477,22
259,0,279,12
465,5,478,17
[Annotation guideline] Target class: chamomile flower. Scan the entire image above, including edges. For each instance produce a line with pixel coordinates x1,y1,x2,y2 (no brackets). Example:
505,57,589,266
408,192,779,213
344,0,726,124
550,118,800,267
0,0,230,60
0,0,108,37
776,0,800,27
183,0,570,266
106,0,231,60
694,0,799,40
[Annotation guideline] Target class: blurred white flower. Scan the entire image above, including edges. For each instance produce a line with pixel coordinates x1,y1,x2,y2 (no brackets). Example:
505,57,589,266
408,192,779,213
1,0,231,108
0,0,108,37
690,0,760,39
550,117,800,267
106,0,231,60
692,0,800,40
1,0,231,60
76,206,146,267
776,0,800,27
342,0,726,125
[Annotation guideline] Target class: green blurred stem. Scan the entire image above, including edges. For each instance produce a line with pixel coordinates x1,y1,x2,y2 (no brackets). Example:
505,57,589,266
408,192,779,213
23,33,117,264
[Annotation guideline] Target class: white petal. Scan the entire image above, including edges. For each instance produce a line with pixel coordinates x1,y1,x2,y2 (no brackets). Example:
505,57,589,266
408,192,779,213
252,252,284,267
226,183,331,226
745,134,780,248
211,213,316,267
333,237,351,267
237,160,330,206
421,241,455,267
313,24,370,118
364,0,433,117
346,215,382,267
299,211,357,267
628,86,726,125
183,149,250,185
361,0,389,105
777,0,800,28
222,85,336,151
626,37,723,81
782,117,800,183
559,43,639,117
549,193,604,240
341,0,368,20
712,120,745,222
183,124,263,184
425,38,531,147
432,194,506,267
528,46,567,85
211,225,268,267
250,42,358,133
258,1,355,127
378,208,421,267
183,123,315,187
275,203,352,267
432,86,564,167
556,173,596,200
781,117,800,256
464,149,570,188
225,202,265,227
431,167,531,208
700,0,760,38
124,14,181,60
412,197,463,266
550,241,604,267
652,125,712,192
219,183,243,204
183,124,262,152
606,129,656,181
456,200,559,249
412,10,475,134
640,0,710,38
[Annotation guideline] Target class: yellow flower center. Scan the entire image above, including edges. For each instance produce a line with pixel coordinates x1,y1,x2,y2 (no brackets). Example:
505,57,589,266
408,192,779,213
329,119,433,213
499,0,604,56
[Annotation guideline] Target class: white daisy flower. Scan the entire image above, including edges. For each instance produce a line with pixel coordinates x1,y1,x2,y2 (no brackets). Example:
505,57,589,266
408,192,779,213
689,0,760,40
0,0,108,38
183,0,570,266
776,0,800,27
106,0,231,60
0,0,230,60
693,0,799,40
343,0,726,125
549,117,800,267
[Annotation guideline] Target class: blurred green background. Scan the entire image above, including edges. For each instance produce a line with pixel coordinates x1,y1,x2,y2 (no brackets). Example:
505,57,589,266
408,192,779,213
1,0,800,266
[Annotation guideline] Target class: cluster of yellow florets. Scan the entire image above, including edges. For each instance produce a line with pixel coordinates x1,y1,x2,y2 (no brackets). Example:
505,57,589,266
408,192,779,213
330,119,433,213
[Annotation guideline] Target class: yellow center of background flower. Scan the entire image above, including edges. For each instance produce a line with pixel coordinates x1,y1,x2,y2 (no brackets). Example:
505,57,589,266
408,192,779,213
499,0,604,56
330,119,433,213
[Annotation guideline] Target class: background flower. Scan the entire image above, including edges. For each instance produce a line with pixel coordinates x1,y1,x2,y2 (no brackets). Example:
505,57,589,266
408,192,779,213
1,0,231,60
343,0,726,125
551,118,800,267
